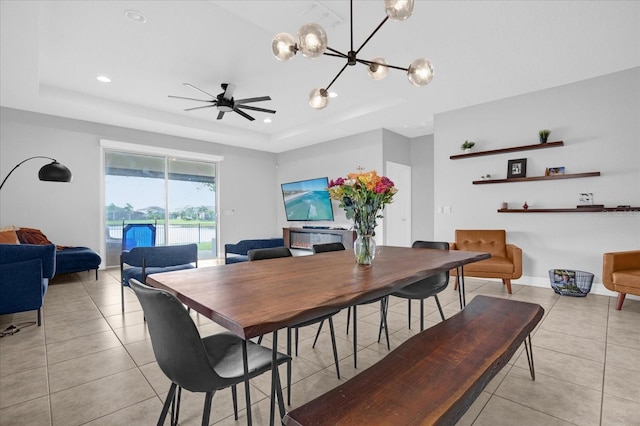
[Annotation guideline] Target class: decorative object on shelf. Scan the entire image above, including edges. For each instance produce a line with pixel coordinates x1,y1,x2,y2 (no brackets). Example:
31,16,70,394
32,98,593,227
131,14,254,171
328,168,397,265
522,201,529,210
481,174,492,180
545,167,550,176
578,192,594,206
507,158,527,178
460,140,475,153
538,129,551,144
0,156,72,191
501,202,508,210
271,0,433,109
548,166,565,175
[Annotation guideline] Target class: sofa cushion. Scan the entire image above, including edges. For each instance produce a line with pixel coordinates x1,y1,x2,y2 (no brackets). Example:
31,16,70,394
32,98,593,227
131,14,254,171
0,229,19,244
463,256,515,274
455,230,507,258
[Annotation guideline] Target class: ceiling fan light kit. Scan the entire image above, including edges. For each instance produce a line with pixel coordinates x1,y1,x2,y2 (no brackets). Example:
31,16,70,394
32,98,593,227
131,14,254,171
272,0,434,109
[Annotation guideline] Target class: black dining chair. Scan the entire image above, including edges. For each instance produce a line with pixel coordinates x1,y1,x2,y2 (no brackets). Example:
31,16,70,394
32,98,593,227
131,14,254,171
248,246,341,405
128,279,290,425
311,242,389,369
384,241,450,332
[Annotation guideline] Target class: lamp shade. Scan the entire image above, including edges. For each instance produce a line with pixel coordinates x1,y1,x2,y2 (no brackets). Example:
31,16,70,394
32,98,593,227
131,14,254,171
384,0,415,21
38,161,73,182
308,88,329,109
297,23,328,58
407,58,434,87
368,57,389,80
272,32,297,61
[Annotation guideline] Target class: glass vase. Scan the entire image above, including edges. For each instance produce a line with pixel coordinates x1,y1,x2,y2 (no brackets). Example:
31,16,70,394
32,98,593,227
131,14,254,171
354,234,376,265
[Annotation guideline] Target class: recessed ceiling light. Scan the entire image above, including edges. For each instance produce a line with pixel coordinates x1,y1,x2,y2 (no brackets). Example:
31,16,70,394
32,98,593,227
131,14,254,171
263,118,272,124
97,75,111,83
124,9,147,23
328,91,338,98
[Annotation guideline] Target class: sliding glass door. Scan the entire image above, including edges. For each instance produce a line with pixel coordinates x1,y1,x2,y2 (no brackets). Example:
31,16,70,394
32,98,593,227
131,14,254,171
104,150,217,267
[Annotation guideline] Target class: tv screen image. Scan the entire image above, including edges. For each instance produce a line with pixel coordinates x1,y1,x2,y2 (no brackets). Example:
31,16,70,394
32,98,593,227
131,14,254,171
281,177,334,222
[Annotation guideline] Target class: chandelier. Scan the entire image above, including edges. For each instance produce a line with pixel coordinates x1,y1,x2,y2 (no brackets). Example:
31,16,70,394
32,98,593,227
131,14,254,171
271,0,434,109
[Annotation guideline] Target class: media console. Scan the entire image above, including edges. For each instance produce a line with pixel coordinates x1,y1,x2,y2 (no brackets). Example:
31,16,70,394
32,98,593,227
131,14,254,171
283,227,356,251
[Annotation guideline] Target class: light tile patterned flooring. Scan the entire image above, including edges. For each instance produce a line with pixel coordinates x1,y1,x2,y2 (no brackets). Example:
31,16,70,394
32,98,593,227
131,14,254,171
1,265,639,425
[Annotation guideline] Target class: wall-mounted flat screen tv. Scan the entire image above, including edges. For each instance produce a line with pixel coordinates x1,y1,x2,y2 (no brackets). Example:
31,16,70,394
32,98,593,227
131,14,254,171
281,177,334,222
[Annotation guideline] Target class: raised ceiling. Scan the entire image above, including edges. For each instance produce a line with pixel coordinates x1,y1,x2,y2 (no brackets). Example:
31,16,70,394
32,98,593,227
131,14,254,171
1,1,638,153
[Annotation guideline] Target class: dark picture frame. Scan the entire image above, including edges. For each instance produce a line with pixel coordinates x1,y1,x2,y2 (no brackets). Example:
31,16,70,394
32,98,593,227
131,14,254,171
507,158,527,178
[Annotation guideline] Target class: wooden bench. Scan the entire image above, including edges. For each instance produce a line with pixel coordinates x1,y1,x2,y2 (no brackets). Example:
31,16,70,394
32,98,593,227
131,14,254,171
283,295,544,426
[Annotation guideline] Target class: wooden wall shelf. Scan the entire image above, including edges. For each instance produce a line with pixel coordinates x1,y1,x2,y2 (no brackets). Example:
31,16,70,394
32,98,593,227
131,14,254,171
473,171,600,184
450,141,564,159
498,207,640,213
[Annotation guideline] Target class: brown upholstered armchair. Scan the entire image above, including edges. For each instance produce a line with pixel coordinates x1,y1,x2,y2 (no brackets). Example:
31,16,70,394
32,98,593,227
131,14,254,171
603,250,640,310
451,229,522,294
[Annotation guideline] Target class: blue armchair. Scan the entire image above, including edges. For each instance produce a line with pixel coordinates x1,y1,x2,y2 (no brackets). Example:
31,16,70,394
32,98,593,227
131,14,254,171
120,244,198,312
0,244,56,326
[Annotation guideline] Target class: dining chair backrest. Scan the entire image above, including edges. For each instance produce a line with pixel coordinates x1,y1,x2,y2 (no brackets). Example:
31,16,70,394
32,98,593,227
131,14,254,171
312,242,345,254
247,246,292,261
129,279,221,392
412,240,450,284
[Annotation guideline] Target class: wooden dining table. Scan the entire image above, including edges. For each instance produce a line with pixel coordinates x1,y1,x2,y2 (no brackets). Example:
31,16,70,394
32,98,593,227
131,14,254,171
146,245,490,425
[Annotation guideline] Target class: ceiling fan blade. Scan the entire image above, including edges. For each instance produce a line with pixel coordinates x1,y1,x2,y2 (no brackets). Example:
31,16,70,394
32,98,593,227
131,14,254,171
233,107,255,121
235,96,271,105
222,83,236,100
217,111,225,120
168,95,215,103
184,104,218,112
183,83,218,99
236,104,276,114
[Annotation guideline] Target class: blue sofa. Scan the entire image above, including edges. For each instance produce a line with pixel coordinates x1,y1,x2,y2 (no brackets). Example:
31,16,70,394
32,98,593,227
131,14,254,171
0,244,56,326
224,238,286,264
120,244,198,312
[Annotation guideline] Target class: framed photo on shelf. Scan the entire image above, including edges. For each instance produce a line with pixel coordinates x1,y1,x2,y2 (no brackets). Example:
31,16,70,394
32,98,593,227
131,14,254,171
548,166,565,175
507,158,527,178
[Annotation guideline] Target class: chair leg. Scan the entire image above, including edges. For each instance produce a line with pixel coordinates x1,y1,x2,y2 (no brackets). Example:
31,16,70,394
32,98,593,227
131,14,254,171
312,320,325,348
37,308,41,326
328,317,341,379
287,327,292,406
434,295,445,322
352,305,357,368
616,293,627,310
346,306,351,335
420,299,425,332
407,300,412,330
202,391,214,426
454,275,459,291
159,383,177,425
172,386,182,426
121,281,125,313
502,279,513,294
231,384,238,420
377,298,390,350
295,328,299,356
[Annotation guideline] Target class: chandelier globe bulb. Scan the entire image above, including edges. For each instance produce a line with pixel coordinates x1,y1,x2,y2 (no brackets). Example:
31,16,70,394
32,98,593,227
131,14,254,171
368,57,389,80
384,0,415,21
297,23,328,58
272,33,297,61
309,88,329,109
407,58,434,87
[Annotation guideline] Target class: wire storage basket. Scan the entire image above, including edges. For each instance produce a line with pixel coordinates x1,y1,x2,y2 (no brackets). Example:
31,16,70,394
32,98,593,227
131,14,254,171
549,269,594,297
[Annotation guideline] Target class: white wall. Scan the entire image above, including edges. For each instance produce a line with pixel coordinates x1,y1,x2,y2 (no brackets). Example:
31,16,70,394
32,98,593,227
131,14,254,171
0,107,280,263
434,67,640,294
411,134,435,242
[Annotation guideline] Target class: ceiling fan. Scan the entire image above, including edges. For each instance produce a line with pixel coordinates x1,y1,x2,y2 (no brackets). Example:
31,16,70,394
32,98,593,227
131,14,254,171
169,83,276,121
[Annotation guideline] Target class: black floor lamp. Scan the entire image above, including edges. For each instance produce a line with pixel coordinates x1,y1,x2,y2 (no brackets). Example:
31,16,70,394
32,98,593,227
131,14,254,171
0,156,73,191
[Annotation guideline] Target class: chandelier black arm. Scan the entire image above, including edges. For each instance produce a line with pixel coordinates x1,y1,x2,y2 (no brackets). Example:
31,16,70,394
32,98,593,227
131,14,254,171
325,46,348,58
0,156,56,191
356,58,409,72
325,62,351,91
355,15,390,56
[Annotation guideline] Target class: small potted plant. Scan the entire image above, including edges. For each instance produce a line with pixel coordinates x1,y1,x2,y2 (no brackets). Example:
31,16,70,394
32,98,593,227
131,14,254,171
538,129,551,144
460,140,475,153
481,174,492,180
